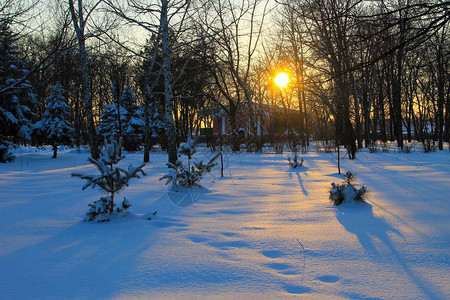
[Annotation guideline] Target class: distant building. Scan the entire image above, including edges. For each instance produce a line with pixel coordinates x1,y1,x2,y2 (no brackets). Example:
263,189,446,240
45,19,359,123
198,103,302,137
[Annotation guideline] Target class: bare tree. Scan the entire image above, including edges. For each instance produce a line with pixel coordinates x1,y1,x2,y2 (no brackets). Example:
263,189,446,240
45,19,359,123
198,0,270,151
281,0,359,158
67,0,102,159
276,4,310,147
107,0,206,163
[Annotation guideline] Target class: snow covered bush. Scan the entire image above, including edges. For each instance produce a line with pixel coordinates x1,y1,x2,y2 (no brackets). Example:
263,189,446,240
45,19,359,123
315,141,335,153
400,143,413,153
0,142,15,162
273,141,284,154
72,139,146,222
329,171,367,206
288,152,304,168
422,139,437,153
85,196,131,222
160,137,219,187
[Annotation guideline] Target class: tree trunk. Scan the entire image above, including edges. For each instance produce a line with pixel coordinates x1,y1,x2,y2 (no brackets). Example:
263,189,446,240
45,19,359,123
69,0,99,159
229,106,240,152
353,93,362,149
444,79,450,144
79,34,99,159
303,90,309,146
161,0,178,164
52,144,57,159
392,75,403,149
364,105,371,147
437,44,445,150
143,95,150,163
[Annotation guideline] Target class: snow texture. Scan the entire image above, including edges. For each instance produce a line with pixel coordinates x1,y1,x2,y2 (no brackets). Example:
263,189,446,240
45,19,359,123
0,145,449,299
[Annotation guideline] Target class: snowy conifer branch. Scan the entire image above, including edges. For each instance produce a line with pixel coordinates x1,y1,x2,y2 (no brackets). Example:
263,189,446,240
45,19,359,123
160,137,219,187
329,171,367,206
72,139,146,221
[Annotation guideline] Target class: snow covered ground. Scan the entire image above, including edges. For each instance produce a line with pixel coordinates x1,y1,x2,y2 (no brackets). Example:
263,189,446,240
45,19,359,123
0,145,449,299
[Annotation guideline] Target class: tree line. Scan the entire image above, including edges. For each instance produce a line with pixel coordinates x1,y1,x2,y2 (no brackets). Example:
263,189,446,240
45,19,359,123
1,0,448,163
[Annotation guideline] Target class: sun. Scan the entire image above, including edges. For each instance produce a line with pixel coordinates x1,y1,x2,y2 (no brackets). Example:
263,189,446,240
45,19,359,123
274,72,290,88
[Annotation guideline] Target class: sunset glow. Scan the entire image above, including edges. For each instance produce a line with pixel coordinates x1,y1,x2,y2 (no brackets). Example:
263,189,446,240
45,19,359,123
274,72,290,88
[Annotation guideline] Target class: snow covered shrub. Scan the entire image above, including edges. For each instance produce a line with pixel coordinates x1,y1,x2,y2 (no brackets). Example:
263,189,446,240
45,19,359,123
85,196,131,222
227,128,247,152
72,139,146,222
300,144,309,154
288,152,304,168
368,143,377,153
315,141,335,153
329,171,367,206
160,137,219,187
343,170,356,184
245,135,264,153
273,141,284,154
400,143,413,153
0,142,15,162
422,139,437,153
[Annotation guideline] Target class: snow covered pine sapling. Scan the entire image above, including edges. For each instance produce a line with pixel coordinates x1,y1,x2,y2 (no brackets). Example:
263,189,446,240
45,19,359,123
160,137,220,187
34,83,74,158
288,152,304,168
329,171,367,206
72,139,146,222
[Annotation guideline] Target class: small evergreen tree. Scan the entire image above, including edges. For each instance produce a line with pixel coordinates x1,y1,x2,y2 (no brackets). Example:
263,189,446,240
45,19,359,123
0,140,15,162
160,137,219,187
0,22,37,162
147,102,165,143
120,85,144,151
97,104,127,139
72,139,146,222
34,83,74,158
97,85,144,152
329,171,367,206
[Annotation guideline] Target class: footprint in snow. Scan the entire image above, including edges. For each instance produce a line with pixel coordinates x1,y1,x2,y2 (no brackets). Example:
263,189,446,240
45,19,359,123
317,275,340,283
283,284,312,295
262,250,284,259
221,232,239,237
279,270,300,276
187,236,209,243
265,262,291,271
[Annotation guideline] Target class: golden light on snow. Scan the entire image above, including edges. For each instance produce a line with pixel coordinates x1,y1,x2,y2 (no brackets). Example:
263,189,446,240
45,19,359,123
274,72,290,88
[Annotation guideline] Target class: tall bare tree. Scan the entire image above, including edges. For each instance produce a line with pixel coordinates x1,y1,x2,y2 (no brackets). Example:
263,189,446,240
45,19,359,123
198,0,270,151
68,0,101,159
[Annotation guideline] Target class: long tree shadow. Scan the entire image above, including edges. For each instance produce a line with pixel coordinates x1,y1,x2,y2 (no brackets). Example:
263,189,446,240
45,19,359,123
335,202,442,299
288,167,310,196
